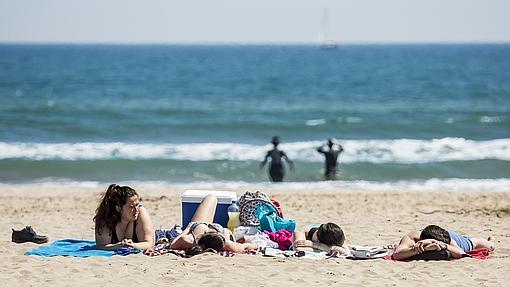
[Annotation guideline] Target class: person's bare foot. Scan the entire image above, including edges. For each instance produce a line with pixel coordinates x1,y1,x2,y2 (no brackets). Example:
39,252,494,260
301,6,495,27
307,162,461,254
487,236,495,251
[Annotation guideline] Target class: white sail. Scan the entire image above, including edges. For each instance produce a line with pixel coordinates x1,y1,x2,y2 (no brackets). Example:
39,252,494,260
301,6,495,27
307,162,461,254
319,8,339,49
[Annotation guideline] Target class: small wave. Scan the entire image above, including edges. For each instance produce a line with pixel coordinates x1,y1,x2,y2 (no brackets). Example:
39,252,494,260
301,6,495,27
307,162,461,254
165,178,510,192
305,119,326,126
1,138,510,163
480,116,506,123
336,117,363,124
1,178,509,192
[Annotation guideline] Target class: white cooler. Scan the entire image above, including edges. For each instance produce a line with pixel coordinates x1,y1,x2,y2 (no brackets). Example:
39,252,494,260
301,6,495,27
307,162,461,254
181,190,237,228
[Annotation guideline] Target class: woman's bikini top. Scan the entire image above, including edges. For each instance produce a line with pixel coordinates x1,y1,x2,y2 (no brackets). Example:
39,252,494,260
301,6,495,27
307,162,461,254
111,221,138,244
188,222,234,243
306,224,321,241
307,227,319,241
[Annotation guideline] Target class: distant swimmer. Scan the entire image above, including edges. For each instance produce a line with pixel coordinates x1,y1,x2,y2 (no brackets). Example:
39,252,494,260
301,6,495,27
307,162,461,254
316,139,343,180
259,136,294,182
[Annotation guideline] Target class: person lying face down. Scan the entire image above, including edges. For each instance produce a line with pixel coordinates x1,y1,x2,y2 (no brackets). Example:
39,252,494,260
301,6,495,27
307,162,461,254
169,194,259,255
94,184,155,251
294,222,349,254
392,224,495,260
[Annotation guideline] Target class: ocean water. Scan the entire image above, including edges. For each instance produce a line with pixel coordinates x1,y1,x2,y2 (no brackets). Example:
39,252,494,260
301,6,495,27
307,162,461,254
1,44,509,190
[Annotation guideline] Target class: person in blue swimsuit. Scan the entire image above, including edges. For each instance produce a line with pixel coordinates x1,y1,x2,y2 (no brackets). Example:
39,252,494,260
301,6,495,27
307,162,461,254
94,184,155,251
260,136,294,182
170,194,259,255
392,225,495,260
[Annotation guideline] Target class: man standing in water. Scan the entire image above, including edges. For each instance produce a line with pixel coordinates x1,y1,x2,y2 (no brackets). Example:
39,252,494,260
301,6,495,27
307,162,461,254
260,136,294,182
317,139,344,180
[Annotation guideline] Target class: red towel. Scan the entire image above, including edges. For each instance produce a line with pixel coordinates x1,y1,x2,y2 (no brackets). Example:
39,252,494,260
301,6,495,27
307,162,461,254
465,248,492,260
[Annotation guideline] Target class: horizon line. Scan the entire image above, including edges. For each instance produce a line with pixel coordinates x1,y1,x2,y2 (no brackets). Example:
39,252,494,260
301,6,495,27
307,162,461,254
1,40,510,46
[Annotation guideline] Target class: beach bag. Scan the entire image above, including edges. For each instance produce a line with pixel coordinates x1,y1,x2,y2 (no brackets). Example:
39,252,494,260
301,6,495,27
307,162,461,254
270,198,284,218
256,203,296,233
239,191,275,226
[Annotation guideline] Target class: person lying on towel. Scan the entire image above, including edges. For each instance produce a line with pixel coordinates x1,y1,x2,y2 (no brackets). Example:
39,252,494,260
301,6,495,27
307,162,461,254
170,194,259,255
294,222,350,254
392,224,495,260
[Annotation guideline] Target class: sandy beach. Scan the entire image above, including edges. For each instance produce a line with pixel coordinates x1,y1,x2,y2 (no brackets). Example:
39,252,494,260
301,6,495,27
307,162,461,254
1,184,509,287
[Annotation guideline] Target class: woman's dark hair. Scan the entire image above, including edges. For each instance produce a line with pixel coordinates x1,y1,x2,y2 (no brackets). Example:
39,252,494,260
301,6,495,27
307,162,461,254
420,225,451,244
93,184,139,234
186,232,226,256
317,222,345,246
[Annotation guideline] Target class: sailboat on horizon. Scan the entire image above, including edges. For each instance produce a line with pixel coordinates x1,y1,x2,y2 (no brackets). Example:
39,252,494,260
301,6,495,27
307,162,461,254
318,9,339,49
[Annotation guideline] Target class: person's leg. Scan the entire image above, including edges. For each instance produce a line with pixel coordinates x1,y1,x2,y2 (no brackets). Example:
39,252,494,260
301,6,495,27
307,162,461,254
270,165,283,182
471,236,495,251
191,194,217,223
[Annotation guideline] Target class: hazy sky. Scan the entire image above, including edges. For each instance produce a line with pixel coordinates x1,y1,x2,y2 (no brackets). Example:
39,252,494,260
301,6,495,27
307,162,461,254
1,0,509,44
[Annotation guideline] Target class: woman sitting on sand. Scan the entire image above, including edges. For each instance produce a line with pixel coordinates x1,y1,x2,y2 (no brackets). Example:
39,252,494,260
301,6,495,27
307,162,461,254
294,222,350,254
392,224,495,260
170,194,259,255
94,184,155,251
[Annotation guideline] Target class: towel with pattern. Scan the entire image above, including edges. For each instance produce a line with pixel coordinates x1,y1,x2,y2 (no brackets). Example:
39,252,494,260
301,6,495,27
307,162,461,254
143,242,238,257
327,244,397,259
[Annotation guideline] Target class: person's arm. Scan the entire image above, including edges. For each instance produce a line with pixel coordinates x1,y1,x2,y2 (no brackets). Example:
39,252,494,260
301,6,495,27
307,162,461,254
337,144,344,153
259,152,269,169
414,239,464,259
125,207,154,251
282,152,294,171
295,240,347,254
169,223,194,250
444,242,465,259
95,227,126,250
392,231,422,260
309,241,348,254
224,240,258,254
317,146,325,154
333,241,351,255
294,226,314,252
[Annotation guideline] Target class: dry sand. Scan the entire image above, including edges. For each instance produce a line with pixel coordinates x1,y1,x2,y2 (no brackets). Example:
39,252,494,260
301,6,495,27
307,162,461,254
1,184,509,287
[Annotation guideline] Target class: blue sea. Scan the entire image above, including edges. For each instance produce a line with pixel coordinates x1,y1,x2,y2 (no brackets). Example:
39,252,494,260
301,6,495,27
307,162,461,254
1,44,509,190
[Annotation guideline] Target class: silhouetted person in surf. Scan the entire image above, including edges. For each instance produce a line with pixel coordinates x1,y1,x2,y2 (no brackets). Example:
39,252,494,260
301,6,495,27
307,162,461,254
260,136,294,182
317,139,343,180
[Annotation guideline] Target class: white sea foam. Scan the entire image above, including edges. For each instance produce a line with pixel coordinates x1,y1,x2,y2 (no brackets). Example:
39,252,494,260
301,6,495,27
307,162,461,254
165,178,510,192
1,138,510,163
479,115,506,123
305,119,326,126
1,178,509,192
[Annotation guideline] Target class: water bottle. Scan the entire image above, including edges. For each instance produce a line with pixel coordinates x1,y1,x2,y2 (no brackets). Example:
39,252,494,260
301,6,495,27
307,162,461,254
227,200,241,232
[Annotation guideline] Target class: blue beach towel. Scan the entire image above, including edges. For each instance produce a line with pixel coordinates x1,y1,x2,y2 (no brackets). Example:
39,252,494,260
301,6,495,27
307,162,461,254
25,239,140,257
